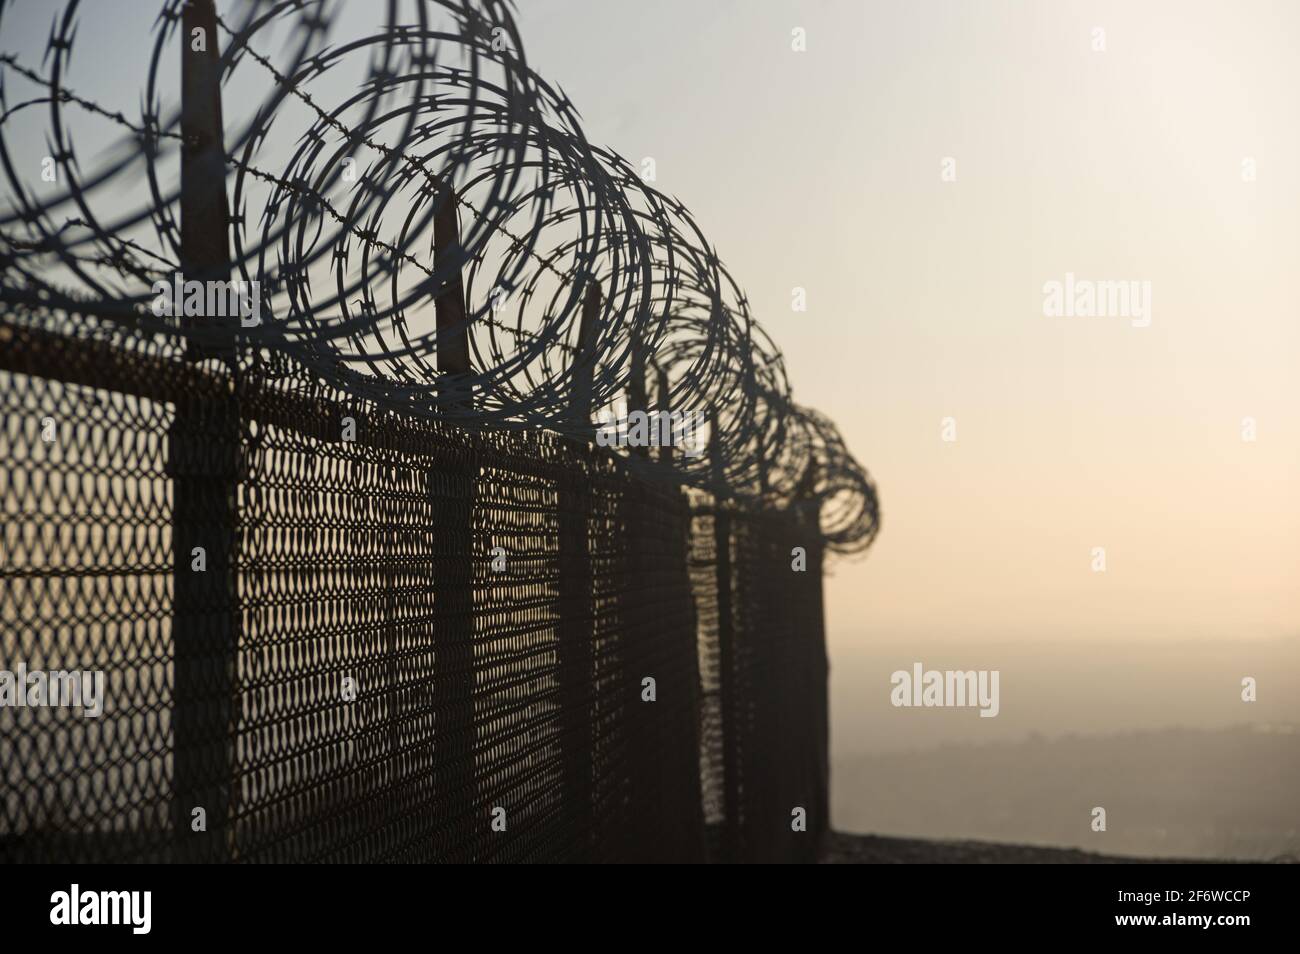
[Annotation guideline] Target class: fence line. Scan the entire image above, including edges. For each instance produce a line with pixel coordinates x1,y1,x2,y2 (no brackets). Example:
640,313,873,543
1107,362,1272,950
1,0,872,863
2,306,824,862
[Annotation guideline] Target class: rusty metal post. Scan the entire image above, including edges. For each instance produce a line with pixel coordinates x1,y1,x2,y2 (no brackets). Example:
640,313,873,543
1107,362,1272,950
628,333,649,460
654,362,672,466
555,281,601,858
744,322,767,499
434,187,472,380
568,283,601,427
619,334,653,854
179,0,231,335
797,460,829,851
709,410,740,861
171,0,237,862
431,183,478,860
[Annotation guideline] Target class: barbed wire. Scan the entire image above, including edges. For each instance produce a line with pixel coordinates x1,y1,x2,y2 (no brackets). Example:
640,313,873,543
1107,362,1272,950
0,0,880,553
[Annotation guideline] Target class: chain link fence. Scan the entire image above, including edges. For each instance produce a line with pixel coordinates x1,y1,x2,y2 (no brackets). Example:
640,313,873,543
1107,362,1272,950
1,0,870,864
1,304,830,863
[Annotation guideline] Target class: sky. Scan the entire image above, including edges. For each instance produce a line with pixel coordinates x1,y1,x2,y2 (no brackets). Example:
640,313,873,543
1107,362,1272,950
4,0,1297,757
510,0,1300,644
507,0,1300,756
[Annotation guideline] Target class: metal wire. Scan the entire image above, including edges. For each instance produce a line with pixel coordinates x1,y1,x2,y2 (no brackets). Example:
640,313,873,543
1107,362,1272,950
0,0,880,552
0,0,868,863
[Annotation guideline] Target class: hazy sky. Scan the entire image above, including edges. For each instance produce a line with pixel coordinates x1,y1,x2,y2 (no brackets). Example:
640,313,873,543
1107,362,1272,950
510,0,1300,652
509,1,1300,764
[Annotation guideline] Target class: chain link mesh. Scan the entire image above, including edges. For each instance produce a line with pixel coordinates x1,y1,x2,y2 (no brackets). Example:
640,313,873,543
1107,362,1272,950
2,307,828,863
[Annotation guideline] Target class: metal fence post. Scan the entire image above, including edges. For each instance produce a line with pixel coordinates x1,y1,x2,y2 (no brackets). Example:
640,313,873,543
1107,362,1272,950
555,281,600,858
709,410,741,862
653,362,672,466
620,337,653,855
171,0,237,862
628,332,648,460
431,184,478,860
797,461,829,850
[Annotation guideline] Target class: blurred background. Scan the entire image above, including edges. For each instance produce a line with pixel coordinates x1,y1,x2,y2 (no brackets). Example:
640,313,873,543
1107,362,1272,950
509,0,1300,859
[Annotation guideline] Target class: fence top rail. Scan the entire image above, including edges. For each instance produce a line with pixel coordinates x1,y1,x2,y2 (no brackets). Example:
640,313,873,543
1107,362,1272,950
0,309,698,508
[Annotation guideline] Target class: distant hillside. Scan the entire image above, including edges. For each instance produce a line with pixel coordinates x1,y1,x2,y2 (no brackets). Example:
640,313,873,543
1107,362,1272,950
832,724,1300,861
819,831,1261,864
